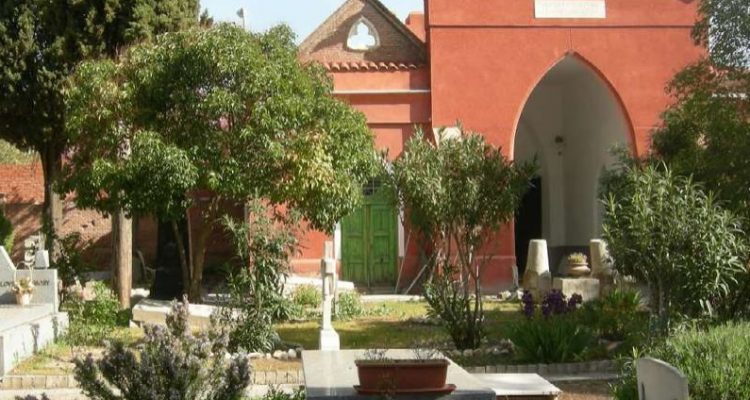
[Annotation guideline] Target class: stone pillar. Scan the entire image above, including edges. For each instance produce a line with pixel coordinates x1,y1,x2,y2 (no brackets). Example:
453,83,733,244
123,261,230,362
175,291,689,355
522,239,551,298
319,242,340,351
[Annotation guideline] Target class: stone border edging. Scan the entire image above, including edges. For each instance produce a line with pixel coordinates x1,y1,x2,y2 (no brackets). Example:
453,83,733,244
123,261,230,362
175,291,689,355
463,360,618,375
0,360,618,390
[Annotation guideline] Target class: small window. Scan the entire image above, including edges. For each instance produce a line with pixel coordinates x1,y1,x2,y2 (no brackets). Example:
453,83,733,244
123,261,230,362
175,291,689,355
347,17,380,51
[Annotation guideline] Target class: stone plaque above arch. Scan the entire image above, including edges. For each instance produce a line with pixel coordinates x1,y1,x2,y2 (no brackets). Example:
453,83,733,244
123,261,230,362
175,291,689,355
535,0,606,19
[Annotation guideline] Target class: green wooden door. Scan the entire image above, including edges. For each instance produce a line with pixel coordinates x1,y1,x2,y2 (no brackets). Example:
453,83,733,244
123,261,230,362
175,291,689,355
342,187,398,287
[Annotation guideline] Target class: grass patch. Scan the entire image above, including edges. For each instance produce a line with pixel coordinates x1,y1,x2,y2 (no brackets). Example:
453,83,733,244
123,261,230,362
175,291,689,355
276,300,522,350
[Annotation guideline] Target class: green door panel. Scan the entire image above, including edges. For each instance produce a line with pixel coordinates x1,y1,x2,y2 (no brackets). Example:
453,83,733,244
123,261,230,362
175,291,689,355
370,204,397,284
341,187,398,287
342,207,368,284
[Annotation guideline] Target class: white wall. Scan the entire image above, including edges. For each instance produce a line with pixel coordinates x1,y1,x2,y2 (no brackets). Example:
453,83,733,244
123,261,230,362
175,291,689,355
515,56,629,248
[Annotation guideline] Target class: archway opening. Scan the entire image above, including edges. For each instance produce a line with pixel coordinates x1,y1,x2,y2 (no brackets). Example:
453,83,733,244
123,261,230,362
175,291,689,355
514,55,631,275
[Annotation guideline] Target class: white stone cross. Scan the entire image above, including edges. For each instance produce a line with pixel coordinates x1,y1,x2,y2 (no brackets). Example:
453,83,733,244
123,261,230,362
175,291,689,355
319,242,340,351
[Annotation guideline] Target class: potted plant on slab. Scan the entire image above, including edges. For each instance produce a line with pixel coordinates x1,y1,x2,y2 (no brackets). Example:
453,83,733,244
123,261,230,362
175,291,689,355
12,276,35,306
567,252,591,277
354,348,454,395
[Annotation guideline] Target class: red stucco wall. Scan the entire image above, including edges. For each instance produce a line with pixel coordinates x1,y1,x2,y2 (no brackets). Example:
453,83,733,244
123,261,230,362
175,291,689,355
426,0,702,290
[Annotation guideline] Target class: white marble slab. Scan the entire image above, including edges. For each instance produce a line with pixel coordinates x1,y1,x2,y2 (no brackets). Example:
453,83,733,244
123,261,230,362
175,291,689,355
535,0,606,19
302,349,495,400
474,373,561,397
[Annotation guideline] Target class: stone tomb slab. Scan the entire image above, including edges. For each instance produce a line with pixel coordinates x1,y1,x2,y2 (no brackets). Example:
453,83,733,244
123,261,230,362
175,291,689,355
0,305,69,375
302,349,495,400
474,373,561,399
0,247,59,310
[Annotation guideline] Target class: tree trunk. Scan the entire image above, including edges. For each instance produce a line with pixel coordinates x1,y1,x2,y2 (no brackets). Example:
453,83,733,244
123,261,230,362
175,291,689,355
40,146,63,257
172,220,191,298
111,211,132,309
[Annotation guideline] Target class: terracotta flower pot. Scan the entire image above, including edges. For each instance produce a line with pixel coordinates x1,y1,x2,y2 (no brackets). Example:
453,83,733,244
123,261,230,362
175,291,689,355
355,359,450,393
15,292,32,306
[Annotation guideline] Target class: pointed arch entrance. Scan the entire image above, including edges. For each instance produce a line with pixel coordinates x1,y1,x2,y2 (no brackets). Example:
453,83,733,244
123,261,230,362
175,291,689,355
513,55,633,275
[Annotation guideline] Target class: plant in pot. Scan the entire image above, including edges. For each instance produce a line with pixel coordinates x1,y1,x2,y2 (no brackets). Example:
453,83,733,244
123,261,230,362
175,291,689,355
354,348,453,395
11,277,35,306
566,253,591,277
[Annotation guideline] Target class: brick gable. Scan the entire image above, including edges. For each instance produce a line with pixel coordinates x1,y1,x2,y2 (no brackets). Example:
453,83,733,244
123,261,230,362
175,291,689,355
299,0,426,68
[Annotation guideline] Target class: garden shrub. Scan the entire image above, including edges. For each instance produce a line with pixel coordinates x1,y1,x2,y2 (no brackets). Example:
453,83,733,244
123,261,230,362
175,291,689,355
75,298,251,400
0,209,13,253
292,284,322,309
577,289,647,345
335,291,365,321
424,267,484,350
216,207,299,352
602,161,748,333
612,322,750,400
62,281,129,346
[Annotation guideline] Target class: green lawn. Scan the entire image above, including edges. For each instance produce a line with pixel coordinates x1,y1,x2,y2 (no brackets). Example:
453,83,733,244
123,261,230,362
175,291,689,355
276,300,523,351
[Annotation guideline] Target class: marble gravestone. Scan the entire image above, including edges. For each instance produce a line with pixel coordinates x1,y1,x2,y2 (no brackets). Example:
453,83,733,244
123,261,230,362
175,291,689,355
303,350,495,400
0,246,59,311
636,358,689,400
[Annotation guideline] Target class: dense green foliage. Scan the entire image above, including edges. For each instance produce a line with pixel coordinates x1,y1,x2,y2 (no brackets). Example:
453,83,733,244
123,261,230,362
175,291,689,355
62,282,129,346
651,0,749,223
508,317,594,364
256,387,306,400
0,0,199,247
602,162,748,332
75,298,250,400
577,289,646,348
63,24,379,300
389,127,535,350
0,209,13,253
612,322,750,400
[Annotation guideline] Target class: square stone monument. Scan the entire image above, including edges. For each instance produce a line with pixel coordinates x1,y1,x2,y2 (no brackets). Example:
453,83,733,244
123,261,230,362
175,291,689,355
0,246,59,310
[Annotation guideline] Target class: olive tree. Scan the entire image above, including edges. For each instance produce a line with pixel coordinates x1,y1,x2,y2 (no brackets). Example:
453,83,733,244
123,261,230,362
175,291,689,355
63,24,379,301
602,161,748,334
387,127,535,349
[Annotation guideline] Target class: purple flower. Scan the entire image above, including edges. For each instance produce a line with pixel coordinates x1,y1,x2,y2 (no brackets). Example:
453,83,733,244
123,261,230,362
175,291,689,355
521,290,535,319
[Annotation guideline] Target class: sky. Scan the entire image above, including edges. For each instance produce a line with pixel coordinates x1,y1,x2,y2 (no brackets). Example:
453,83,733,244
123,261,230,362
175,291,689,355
199,0,424,41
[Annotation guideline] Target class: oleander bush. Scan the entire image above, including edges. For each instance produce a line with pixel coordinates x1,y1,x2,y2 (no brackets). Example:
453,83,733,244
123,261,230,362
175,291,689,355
74,298,251,400
602,161,748,333
612,322,750,400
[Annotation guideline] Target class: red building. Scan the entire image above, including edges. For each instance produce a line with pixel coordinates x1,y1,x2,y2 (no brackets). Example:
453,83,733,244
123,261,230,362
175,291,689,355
295,0,702,292
0,0,702,293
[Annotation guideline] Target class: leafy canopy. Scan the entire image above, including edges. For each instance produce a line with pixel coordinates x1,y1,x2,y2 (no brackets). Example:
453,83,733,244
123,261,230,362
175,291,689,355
0,0,200,152
63,24,379,232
